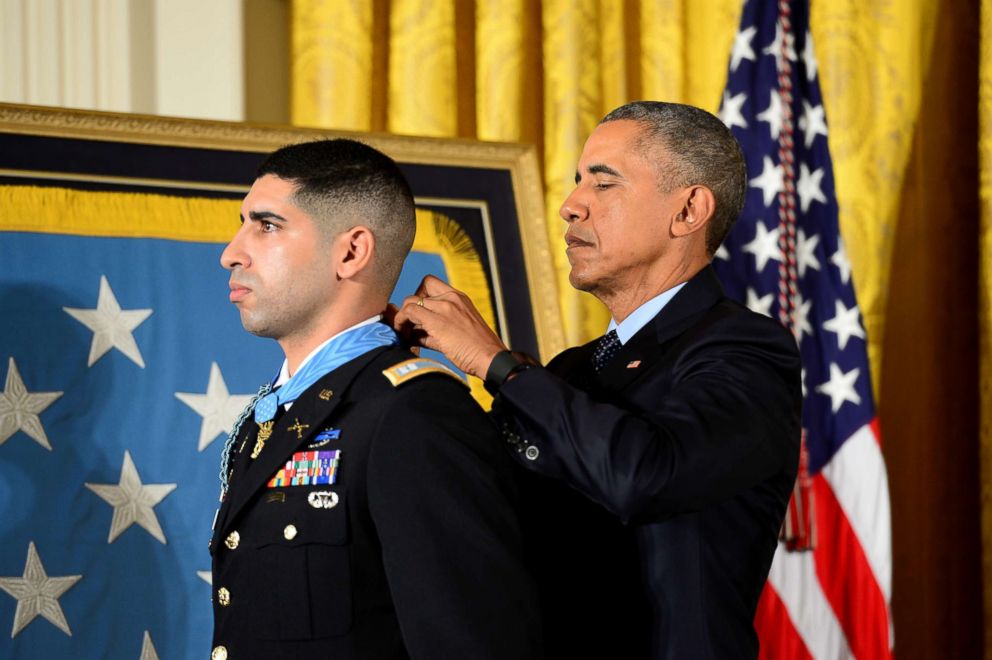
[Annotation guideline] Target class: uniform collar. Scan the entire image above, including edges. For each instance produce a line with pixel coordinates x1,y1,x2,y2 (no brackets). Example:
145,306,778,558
275,315,382,387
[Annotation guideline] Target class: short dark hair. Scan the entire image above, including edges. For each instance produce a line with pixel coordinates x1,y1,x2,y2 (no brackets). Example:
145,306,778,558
600,101,746,256
257,138,416,292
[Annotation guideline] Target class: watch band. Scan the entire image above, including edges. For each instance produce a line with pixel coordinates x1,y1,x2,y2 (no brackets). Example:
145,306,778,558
484,350,531,395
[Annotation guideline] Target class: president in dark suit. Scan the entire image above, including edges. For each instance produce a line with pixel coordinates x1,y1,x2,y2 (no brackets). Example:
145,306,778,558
394,101,802,658
209,139,541,660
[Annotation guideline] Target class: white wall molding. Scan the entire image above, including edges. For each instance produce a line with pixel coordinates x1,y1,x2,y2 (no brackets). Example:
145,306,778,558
0,0,243,121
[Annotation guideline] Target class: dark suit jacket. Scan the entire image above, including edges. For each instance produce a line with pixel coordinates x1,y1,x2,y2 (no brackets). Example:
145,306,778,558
494,266,801,659
210,344,541,659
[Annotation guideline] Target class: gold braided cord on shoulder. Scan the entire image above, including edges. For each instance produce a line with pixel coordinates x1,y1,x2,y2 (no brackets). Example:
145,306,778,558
412,208,496,407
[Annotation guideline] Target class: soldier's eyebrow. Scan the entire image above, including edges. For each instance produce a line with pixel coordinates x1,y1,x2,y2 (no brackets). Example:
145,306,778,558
247,210,289,223
575,163,624,183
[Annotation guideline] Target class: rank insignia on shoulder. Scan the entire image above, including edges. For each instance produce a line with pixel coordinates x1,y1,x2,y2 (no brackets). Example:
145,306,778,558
382,358,467,388
308,428,341,449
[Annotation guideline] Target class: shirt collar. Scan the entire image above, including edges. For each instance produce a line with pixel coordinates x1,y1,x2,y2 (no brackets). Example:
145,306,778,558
607,283,687,345
274,315,382,387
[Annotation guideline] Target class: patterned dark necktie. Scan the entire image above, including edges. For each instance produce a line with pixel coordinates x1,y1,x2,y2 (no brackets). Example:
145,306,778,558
591,329,622,372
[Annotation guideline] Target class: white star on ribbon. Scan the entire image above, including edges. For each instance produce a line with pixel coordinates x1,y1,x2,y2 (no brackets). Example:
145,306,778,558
796,229,822,277
176,362,255,451
757,90,784,140
746,288,775,317
815,363,862,413
831,242,853,284
823,300,866,350
796,163,827,212
730,25,757,71
197,571,212,585
85,451,177,544
719,91,749,130
0,357,62,450
64,275,153,368
798,100,828,147
762,21,797,71
0,542,81,637
802,31,818,81
140,630,160,660
794,293,814,344
742,220,782,272
750,156,785,207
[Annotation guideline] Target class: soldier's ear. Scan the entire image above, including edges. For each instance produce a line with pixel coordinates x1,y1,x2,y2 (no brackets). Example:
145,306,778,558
336,226,375,280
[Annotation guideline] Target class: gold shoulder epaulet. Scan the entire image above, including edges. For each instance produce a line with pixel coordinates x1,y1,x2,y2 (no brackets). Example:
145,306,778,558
382,358,467,388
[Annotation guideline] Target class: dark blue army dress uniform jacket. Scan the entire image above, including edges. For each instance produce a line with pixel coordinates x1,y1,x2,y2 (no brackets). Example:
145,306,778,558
209,343,541,660
494,266,802,659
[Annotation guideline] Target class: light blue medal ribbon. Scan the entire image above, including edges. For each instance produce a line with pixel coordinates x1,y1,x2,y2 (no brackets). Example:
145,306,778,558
253,322,399,423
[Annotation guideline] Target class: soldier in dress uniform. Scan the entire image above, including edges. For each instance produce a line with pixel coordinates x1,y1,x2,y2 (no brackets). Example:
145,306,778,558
208,139,541,660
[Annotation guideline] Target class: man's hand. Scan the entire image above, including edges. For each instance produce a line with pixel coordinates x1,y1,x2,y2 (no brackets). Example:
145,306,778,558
392,275,507,379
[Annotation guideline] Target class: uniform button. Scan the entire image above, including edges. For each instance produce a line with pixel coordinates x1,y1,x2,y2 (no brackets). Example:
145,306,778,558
217,587,231,606
211,645,228,660
224,531,240,550
284,524,298,540
525,445,540,461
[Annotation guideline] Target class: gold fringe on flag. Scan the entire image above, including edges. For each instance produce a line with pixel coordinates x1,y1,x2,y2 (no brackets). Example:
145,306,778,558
412,208,497,408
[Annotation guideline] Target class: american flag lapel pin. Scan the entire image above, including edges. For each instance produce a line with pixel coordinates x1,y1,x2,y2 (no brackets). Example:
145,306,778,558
626,360,641,369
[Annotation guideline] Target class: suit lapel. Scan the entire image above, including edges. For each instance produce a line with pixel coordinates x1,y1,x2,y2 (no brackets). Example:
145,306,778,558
219,346,391,532
595,265,726,391
550,341,598,386
649,265,725,345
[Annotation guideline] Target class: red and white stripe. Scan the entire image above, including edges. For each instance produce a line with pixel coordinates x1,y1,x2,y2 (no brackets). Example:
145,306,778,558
756,420,893,658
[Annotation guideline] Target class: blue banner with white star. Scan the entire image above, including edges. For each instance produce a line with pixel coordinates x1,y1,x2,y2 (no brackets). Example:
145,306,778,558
0,222,280,657
0,189,460,658
0,112,556,657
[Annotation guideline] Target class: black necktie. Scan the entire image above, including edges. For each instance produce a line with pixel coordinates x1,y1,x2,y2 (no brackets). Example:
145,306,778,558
591,329,621,372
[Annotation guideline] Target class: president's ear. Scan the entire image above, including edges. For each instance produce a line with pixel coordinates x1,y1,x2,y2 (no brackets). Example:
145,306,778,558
336,226,375,280
671,185,715,238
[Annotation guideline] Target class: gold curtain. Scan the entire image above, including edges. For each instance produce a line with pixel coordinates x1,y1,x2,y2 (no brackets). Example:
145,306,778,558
981,0,992,655
291,0,739,347
290,0,931,371
288,0,984,654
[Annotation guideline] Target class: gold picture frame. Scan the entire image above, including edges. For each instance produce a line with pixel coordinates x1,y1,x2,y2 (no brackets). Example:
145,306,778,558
0,102,565,361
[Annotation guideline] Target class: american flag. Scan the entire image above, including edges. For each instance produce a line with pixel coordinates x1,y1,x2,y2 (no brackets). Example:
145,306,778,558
0,187,459,657
0,218,282,658
712,1,893,657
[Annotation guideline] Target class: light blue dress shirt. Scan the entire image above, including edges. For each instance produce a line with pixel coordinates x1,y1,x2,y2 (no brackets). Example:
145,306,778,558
607,283,687,345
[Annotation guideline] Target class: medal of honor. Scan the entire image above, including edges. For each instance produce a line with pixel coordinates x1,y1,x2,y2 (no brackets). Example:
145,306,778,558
250,420,275,459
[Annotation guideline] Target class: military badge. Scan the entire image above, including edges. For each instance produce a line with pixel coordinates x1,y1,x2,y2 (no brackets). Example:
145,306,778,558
250,420,274,459
268,450,341,488
382,358,466,387
307,491,339,509
308,428,341,449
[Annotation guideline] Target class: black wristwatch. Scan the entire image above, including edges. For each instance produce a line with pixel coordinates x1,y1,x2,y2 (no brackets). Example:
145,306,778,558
484,350,532,395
